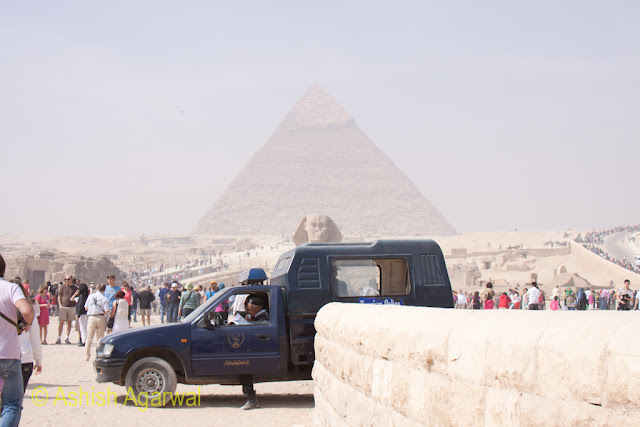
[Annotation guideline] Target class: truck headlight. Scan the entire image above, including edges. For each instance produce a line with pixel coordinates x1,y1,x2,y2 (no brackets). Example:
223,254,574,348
97,343,114,358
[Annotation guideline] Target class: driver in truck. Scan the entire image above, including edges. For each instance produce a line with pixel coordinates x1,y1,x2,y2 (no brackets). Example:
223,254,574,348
245,297,269,322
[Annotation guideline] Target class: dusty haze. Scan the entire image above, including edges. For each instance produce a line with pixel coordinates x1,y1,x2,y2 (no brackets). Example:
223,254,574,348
2,2,639,235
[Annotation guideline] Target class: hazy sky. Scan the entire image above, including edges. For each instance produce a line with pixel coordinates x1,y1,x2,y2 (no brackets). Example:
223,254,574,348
2,1,639,235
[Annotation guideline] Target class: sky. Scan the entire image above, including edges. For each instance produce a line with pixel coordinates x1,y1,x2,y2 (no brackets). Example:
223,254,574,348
1,1,639,235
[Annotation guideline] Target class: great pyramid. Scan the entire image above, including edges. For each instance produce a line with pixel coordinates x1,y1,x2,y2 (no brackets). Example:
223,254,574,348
194,83,456,237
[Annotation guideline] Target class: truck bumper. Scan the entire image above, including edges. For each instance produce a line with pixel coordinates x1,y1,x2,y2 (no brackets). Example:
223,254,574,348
94,357,127,383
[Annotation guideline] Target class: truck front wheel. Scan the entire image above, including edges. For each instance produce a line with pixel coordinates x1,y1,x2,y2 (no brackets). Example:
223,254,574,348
125,357,177,405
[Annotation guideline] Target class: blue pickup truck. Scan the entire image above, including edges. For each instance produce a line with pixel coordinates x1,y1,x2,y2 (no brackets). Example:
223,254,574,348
94,239,453,402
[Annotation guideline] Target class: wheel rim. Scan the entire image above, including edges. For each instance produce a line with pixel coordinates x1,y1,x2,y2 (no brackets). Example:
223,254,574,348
136,369,165,394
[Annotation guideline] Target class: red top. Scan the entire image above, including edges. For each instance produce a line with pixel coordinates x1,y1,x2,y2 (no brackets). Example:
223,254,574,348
498,294,510,308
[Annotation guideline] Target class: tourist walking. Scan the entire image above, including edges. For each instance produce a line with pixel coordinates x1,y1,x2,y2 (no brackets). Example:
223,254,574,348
122,282,132,323
84,283,109,361
19,291,43,391
616,280,634,310
130,287,139,322
205,281,219,300
158,282,170,323
470,291,482,309
47,282,58,317
575,288,587,310
564,288,576,310
104,275,120,311
527,283,542,310
167,283,181,323
138,286,155,326
0,253,35,426
179,283,201,319
456,290,467,309
35,284,50,344
109,291,129,333
72,284,89,346
483,283,495,310
498,292,509,309
56,275,78,344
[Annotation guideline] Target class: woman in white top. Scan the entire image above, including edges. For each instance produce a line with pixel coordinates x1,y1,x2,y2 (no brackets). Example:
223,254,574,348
20,293,43,391
109,290,130,333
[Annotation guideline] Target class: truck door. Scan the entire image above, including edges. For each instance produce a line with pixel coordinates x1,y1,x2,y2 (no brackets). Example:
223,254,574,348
189,287,282,377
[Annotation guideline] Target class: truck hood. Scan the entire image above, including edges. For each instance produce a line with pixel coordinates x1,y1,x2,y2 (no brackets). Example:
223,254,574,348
99,322,191,358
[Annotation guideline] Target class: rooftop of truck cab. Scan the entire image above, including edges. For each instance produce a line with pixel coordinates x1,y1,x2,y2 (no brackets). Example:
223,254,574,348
270,239,445,279
285,238,443,251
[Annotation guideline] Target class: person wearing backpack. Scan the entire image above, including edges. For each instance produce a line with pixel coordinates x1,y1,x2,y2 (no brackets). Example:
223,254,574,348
179,283,201,319
205,281,219,300
0,253,35,426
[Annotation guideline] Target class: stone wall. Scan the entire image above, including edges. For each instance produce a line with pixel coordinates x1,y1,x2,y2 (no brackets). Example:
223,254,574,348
12,254,122,288
313,303,640,426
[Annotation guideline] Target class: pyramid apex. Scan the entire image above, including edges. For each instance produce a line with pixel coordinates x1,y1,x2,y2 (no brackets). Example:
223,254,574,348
286,83,353,129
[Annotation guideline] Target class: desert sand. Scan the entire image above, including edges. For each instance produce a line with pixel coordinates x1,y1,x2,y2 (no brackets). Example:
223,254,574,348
20,315,314,427
5,229,640,426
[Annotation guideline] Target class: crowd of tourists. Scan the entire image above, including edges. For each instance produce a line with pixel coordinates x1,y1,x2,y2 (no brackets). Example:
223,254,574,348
454,279,639,311
0,254,225,424
123,257,230,291
574,224,640,245
10,274,228,351
574,224,640,274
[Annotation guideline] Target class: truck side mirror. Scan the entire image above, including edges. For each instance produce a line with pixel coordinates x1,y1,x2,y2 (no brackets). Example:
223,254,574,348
198,312,215,329
199,311,224,328
212,312,224,326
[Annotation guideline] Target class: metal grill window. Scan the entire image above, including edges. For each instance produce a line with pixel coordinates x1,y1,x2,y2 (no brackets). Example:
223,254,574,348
420,254,444,285
297,257,321,289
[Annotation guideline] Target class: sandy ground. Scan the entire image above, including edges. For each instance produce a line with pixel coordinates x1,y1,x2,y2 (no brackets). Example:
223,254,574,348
20,316,314,427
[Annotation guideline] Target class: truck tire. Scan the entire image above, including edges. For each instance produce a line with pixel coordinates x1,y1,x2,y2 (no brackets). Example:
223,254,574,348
125,357,177,406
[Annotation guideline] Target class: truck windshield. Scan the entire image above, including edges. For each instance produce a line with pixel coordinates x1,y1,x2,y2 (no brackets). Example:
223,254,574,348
181,287,234,324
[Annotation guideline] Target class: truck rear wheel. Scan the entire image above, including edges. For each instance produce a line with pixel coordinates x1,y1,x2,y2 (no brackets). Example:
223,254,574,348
125,357,177,406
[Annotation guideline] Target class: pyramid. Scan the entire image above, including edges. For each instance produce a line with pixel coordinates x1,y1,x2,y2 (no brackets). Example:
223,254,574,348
194,83,456,237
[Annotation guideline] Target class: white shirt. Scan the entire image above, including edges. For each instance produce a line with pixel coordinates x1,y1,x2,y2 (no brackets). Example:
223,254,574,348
0,278,26,360
457,294,467,304
231,294,249,316
618,288,634,299
527,287,542,305
20,303,42,366
85,291,110,315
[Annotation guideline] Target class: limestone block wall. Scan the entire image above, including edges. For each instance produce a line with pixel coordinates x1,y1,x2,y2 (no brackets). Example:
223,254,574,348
313,303,640,426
